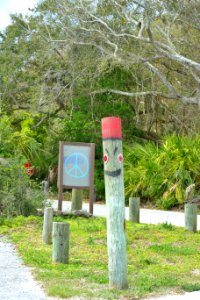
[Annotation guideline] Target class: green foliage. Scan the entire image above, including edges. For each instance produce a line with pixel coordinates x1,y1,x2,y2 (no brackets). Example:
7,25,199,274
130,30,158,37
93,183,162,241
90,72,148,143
13,113,52,177
124,135,200,209
1,0,200,210
1,0,200,145
182,283,200,292
0,116,15,156
0,157,45,217
0,111,56,179
159,222,174,231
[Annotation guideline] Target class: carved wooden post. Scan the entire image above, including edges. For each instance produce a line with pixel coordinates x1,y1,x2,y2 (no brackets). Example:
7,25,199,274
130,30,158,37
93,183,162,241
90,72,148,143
52,222,70,264
101,116,128,290
42,207,53,244
71,189,83,211
185,203,197,233
129,197,140,223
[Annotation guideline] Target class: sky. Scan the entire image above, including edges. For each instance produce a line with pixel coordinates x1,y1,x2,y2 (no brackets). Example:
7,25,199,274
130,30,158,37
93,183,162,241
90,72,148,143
0,0,39,31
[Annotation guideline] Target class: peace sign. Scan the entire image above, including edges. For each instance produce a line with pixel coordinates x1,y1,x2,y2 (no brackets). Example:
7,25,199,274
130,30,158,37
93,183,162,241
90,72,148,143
64,152,89,179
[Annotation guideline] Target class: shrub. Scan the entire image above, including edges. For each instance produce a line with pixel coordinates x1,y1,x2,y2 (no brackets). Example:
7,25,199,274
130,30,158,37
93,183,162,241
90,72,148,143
0,157,45,217
124,135,200,209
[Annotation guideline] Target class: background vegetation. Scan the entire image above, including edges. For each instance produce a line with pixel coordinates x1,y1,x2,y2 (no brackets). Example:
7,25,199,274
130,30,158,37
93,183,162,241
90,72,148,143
0,156,45,217
124,135,200,209
1,0,200,212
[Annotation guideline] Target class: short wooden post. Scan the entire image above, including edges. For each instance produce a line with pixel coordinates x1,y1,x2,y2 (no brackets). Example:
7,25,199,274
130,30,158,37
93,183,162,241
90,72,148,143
42,207,53,244
129,197,140,223
101,117,128,290
185,203,197,232
52,222,69,264
42,180,49,193
71,189,83,211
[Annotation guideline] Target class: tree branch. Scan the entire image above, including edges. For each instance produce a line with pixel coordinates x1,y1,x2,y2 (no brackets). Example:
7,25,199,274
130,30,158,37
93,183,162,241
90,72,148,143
91,88,200,105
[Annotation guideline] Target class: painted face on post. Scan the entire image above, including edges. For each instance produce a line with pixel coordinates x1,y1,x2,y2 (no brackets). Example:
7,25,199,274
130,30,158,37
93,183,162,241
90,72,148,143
103,142,123,177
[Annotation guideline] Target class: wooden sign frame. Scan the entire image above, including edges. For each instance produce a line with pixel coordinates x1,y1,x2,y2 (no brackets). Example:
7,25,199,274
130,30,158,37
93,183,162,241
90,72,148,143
57,141,95,214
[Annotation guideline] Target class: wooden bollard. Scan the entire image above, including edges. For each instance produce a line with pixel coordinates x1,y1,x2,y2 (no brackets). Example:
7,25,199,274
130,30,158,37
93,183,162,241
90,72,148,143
129,197,140,223
42,207,53,244
71,189,83,211
185,203,197,232
101,117,128,290
52,222,69,264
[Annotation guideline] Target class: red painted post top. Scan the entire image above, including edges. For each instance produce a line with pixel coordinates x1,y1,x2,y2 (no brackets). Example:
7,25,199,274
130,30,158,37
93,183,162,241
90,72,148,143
101,116,122,139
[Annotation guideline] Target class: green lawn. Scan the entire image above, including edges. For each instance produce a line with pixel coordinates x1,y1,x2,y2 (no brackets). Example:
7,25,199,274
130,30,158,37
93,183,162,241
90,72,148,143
1,216,200,299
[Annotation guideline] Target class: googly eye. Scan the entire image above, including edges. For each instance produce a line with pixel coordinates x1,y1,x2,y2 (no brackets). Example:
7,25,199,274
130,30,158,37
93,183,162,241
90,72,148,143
117,153,123,163
103,154,109,164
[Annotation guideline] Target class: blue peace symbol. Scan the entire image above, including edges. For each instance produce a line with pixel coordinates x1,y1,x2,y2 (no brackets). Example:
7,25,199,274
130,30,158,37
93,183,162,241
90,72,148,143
64,152,89,179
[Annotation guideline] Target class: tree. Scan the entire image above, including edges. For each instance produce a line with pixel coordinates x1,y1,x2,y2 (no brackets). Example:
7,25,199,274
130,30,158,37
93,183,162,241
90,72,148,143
13,0,199,135
1,0,200,200
1,0,200,136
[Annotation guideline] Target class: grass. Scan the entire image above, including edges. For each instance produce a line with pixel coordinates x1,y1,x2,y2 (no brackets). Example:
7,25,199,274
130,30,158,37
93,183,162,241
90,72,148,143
1,216,200,299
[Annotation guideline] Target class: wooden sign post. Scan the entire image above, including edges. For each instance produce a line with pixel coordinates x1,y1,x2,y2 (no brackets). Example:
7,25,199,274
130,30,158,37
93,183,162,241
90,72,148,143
101,116,128,289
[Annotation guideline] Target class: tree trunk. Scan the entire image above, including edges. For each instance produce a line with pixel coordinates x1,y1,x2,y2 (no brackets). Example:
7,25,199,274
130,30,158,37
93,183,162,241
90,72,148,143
129,197,140,223
71,189,83,211
52,222,69,264
42,207,53,244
